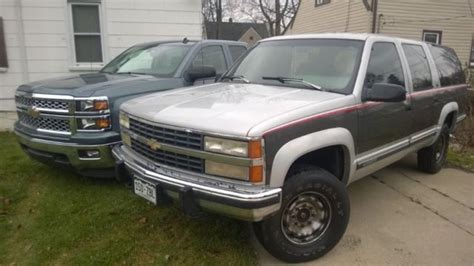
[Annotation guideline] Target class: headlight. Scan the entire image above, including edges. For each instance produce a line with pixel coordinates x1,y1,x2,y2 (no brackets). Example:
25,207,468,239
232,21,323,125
77,117,111,130
78,98,109,112
204,136,262,158
119,112,129,129
205,161,263,183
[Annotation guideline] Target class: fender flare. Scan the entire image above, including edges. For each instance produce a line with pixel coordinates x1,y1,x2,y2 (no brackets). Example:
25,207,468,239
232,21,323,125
268,127,356,187
432,101,458,143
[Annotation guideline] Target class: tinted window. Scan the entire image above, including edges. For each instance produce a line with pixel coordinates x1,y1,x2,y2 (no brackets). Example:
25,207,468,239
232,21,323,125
402,44,432,91
192,45,227,75
365,42,405,89
229,45,247,62
429,45,465,86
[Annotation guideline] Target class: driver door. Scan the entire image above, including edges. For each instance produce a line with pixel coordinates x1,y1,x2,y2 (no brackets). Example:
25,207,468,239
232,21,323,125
189,45,228,85
357,41,413,157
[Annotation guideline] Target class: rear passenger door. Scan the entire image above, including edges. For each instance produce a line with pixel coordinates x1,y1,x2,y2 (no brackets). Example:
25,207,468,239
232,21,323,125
401,43,436,133
357,41,413,154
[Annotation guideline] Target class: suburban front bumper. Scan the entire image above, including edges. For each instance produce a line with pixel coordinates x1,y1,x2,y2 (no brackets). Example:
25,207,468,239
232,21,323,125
112,144,282,222
15,130,119,177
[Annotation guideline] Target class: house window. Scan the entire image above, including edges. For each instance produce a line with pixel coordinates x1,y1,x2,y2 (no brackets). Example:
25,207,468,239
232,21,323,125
0,17,8,70
315,0,330,7
69,2,103,64
422,30,442,45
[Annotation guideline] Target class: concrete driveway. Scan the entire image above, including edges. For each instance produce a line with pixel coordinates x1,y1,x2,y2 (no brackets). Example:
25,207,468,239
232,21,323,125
254,155,474,265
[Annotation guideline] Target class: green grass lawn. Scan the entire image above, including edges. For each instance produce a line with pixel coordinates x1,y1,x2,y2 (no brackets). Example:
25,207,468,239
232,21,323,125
0,132,256,265
447,149,474,172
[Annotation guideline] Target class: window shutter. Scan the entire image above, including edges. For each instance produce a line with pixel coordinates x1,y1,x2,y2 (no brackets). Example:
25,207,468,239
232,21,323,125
0,17,8,68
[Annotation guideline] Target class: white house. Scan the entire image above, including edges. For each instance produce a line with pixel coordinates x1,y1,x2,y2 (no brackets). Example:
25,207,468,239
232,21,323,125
0,0,202,130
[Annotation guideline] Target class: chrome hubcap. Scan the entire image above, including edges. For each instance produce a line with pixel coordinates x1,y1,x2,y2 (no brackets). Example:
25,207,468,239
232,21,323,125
281,192,332,245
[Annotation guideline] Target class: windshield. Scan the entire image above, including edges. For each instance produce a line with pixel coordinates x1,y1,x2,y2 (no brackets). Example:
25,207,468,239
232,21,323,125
101,43,192,77
226,39,364,94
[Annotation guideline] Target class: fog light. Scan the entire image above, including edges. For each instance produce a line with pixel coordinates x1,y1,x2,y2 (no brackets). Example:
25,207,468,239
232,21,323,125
78,150,101,159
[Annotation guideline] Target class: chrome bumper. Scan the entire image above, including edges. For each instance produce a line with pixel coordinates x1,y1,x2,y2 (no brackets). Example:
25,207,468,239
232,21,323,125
15,130,118,176
112,144,282,222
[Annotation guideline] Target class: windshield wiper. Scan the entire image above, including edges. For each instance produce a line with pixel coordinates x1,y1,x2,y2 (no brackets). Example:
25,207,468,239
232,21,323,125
262,76,323,91
116,71,148,75
220,75,250,84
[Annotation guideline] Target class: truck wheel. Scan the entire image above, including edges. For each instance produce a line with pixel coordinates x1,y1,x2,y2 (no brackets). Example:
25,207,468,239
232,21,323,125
253,166,350,263
417,124,450,174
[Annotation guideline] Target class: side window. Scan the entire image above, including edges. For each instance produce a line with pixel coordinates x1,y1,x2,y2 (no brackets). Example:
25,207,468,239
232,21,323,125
191,45,227,75
402,44,433,91
365,42,405,89
429,45,465,86
229,45,247,62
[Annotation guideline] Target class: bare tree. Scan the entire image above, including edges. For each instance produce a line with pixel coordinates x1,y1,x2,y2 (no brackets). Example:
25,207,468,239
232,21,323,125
238,0,301,36
202,0,223,38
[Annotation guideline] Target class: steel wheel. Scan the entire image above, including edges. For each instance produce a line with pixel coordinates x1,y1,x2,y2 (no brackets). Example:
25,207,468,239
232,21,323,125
281,191,332,245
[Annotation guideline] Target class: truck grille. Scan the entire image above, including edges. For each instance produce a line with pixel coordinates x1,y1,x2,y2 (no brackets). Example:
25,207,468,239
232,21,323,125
131,139,204,173
129,118,203,150
15,95,69,110
18,112,70,133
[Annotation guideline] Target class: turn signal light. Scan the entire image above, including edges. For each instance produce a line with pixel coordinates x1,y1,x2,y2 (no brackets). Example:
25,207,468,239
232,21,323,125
249,165,263,183
95,118,111,129
93,100,109,111
248,139,262,158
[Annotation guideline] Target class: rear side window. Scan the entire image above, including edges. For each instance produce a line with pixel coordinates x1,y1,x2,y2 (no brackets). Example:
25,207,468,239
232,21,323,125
229,45,247,62
402,44,432,91
365,42,405,89
429,45,465,86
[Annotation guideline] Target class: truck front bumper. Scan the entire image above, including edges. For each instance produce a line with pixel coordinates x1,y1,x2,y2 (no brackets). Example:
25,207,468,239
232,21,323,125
112,144,282,222
15,130,119,178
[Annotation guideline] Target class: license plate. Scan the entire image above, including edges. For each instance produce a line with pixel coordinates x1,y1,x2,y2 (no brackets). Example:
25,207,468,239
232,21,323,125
134,177,157,205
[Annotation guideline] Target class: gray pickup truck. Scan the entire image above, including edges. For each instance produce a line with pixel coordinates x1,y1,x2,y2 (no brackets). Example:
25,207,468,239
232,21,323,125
113,34,468,262
14,39,247,178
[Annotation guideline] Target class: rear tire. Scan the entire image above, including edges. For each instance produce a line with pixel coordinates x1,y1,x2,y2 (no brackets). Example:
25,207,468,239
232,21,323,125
253,166,350,263
417,124,450,174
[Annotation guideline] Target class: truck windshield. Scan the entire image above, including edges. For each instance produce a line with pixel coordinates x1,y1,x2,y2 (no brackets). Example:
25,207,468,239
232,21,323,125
226,39,364,94
101,44,192,77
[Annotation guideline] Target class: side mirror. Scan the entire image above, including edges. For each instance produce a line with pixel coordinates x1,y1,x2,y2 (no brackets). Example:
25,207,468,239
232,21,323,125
185,66,216,82
363,83,406,102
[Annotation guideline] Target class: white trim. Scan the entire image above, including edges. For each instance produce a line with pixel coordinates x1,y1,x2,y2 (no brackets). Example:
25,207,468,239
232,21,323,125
422,31,441,45
67,2,106,68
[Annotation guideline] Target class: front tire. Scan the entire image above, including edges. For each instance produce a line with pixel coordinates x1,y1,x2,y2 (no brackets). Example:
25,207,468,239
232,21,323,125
253,166,350,263
417,124,450,174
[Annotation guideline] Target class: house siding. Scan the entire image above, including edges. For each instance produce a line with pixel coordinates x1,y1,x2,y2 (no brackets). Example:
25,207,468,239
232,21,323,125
288,0,372,34
0,0,202,130
377,0,474,67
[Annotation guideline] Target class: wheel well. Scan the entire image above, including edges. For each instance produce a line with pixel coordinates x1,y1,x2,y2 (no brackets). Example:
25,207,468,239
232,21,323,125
288,145,348,183
445,111,456,131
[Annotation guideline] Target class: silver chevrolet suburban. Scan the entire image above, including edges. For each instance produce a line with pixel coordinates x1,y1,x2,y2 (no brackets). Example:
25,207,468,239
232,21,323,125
113,34,468,262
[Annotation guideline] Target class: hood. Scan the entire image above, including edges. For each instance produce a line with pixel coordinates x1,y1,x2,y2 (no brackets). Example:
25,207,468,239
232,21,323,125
122,83,346,136
16,73,181,98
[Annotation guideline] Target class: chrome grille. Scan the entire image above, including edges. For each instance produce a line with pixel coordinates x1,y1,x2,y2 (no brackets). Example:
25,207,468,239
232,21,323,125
131,139,204,173
129,118,203,150
18,112,70,133
15,95,69,110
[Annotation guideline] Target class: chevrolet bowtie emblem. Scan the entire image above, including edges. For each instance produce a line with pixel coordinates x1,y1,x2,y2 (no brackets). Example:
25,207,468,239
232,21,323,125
146,138,161,151
27,106,40,118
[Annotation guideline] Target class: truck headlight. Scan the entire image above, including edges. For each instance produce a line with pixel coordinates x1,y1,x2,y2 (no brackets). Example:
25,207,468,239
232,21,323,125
119,112,129,129
205,161,263,182
77,117,111,130
204,137,262,158
78,98,109,111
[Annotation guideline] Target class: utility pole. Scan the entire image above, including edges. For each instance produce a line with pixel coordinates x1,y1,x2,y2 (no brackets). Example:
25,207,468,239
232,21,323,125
216,0,222,39
275,0,281,35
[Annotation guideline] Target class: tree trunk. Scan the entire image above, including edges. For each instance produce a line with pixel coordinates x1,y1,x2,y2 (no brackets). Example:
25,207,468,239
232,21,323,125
275,0,281,35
